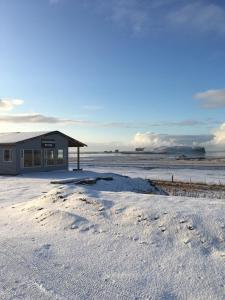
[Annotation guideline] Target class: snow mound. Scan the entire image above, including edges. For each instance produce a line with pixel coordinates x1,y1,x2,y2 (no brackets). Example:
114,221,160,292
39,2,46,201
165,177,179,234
21,185,225,262
17,172,161,232
20,188,96,231
35,209,94,231
3,170,225,298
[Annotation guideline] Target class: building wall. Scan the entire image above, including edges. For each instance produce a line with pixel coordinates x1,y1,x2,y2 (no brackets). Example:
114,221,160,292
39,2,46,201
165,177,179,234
16,133,69,173
0,145,18,175
0,133,71,175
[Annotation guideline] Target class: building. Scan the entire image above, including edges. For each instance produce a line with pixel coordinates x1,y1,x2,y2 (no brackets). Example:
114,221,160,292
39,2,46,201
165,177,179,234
0,131,87,175
135,148,145,152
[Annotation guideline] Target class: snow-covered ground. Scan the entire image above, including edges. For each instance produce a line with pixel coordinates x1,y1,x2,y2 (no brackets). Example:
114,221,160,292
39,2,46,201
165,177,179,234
81,165,225,185
78,152,225,185
1,168,225,299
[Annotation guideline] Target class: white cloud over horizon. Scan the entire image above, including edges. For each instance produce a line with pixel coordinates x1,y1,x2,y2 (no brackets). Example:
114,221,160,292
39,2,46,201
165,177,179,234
195,88,225,109
130,122,225,151
0,99,24,111
131,132,176,149
0,96,224,151
130,132,215,150
210,122,225,146
0,112,224,151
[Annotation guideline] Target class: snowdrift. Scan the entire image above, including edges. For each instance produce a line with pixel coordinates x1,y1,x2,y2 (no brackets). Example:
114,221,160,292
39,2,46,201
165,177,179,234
1,171,225,299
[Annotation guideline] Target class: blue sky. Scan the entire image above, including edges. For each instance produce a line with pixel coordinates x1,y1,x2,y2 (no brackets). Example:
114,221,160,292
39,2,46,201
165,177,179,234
1,0,225,149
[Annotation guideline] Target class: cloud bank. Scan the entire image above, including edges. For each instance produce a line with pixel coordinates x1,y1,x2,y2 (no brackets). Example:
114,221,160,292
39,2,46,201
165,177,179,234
131,132,213,149
0,113,93,125
0,108,215,129
131,132,176,149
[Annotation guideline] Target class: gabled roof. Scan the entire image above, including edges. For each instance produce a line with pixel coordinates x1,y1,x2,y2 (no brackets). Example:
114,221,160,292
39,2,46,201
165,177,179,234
0,131,87,147
0,131,49,144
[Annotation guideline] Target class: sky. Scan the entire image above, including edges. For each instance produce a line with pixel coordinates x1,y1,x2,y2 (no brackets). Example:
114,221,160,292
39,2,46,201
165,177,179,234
1,0,225,150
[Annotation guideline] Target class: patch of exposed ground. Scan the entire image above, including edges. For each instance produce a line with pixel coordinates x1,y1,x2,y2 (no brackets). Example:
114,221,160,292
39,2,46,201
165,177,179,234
151,180,225,199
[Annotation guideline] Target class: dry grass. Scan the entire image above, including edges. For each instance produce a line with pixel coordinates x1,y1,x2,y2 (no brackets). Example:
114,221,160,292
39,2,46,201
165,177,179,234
151,180,225,199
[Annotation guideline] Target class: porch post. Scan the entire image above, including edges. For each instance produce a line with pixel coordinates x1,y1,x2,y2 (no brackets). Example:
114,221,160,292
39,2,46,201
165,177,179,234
77,146,80,170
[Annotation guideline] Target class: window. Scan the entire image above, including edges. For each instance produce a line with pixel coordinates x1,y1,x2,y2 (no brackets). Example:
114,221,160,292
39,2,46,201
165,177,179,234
24,150,33,167
34,150,41,166
57,149,64,164
3,149,13,162
47,149,54,165
23,150,42,168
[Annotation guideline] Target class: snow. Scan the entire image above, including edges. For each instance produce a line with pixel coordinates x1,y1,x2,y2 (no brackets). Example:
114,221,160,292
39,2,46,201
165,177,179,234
78,153,225,183
1,168,225,299
0,170,158,207
0,131,48,144
82,165,225,185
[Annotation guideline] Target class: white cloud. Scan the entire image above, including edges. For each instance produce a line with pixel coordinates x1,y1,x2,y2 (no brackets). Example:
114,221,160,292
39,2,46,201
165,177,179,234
0,99,24,111
194,88,225,108
210,123,225,145
0,113,94,125
198,122,225,150
131,132,213,149
131,132,176,149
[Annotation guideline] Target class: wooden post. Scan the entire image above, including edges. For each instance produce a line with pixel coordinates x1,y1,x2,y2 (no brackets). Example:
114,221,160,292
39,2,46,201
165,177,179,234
77,147,80,170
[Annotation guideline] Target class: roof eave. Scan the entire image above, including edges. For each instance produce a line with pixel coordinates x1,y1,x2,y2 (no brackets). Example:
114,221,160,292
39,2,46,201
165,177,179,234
68,140,87,147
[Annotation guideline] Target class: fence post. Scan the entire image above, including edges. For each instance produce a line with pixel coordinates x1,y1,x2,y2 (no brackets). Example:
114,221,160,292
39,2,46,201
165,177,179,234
77,147,80,170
